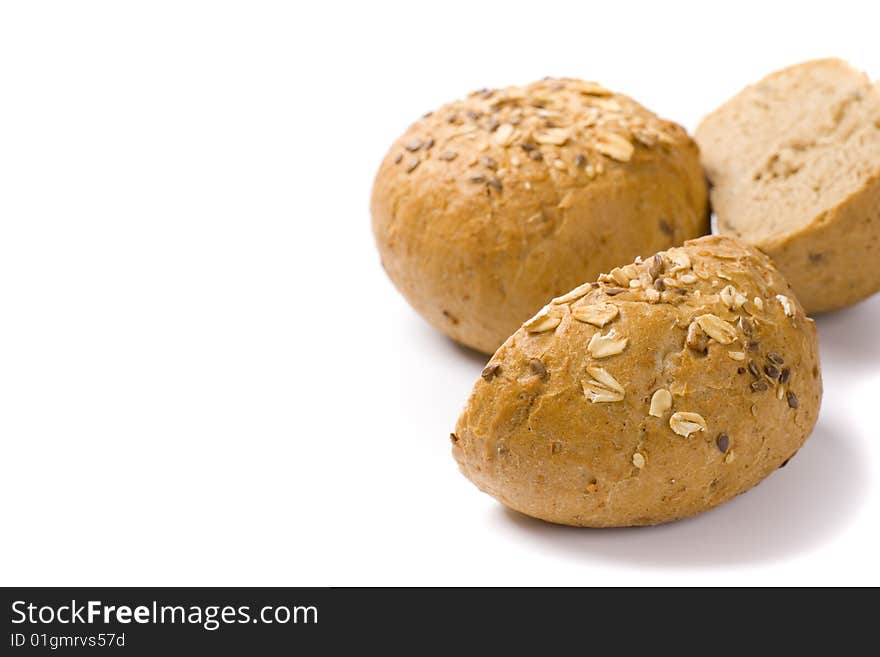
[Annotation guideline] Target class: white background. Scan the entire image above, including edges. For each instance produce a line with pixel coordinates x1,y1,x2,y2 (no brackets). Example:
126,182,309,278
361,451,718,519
1,1,877,586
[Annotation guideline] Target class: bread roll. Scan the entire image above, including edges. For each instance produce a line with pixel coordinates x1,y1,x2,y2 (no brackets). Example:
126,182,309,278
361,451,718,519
696,58,880,313
372,78,709,354
452,235,821,527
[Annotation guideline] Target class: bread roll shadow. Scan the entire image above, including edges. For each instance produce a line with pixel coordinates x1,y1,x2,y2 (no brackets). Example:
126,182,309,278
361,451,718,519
813,293,880,372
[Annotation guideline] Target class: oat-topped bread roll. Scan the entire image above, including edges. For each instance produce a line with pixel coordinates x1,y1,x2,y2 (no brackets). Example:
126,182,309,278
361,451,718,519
372,78,709,354
696,59,880,313
452,235,821,527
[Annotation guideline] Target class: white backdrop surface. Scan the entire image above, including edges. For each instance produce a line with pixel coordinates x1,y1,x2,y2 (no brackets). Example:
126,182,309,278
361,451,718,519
0,1,877,585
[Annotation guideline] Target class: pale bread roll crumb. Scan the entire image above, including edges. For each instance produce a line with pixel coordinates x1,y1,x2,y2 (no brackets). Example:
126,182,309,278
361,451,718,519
696,58,880,313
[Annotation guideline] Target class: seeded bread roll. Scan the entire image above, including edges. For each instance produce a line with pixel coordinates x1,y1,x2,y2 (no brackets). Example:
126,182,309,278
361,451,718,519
451,235,821,527
696,59,880,313
372,78,709,354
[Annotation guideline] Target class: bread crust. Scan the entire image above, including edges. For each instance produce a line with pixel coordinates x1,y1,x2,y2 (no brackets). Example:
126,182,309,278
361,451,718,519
763,172,880,311
372,78,709,354
696,59,880,313
452,235,822,527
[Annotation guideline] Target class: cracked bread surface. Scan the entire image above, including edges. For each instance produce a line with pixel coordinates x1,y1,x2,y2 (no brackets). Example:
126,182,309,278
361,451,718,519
372,77,708,354
696,59,880,313
451,235,821,527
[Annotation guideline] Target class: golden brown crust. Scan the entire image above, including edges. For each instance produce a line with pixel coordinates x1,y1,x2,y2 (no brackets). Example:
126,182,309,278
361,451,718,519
452,235,822,527
760,172,880,312
372,78,709,354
